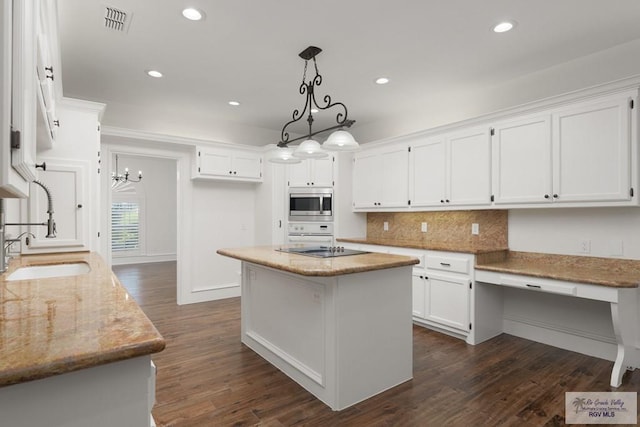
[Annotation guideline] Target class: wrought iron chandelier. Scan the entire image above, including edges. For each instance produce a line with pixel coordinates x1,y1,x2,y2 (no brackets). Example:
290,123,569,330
111,154,142,188
269,46,359,164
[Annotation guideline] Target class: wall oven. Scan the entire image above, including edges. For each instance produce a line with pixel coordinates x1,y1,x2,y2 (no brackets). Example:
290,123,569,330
288,187,333,222
287,222,333,245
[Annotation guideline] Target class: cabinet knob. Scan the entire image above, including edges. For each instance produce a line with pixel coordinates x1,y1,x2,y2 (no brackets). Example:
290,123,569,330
77,204,83,209
229,171,233,174
553,194,559,199
440,199,444,203
311,182,314,185
544,194,550,199
35,162,46,171
445,199,450,203
234,171,237,175
53,120,60,127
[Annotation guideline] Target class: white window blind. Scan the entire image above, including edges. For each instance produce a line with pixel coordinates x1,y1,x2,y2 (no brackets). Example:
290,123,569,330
111,201,140,252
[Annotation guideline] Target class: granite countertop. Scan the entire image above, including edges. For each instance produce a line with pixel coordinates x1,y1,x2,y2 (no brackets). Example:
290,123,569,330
217,245,419,276
0,252,165,387
337,237,508,255
475,250,640,288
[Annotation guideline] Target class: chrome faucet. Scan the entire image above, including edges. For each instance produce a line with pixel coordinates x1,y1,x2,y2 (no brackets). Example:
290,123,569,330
1,180,57,273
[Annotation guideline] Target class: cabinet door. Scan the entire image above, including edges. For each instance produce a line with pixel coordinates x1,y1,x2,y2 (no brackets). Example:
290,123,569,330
425,273,470,332
352,151,380,209
24,160,88,251
233,151,262,180
411,136,446,207
10,0,37,183
492,115,552,204
447,127,491,206
287,159,311,186
311,156,334,187
198,148,233,177
552,95,632,203
380,145,409,208
412,273,426,318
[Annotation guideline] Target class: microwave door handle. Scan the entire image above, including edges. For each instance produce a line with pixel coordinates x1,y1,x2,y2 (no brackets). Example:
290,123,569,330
319,196,323,214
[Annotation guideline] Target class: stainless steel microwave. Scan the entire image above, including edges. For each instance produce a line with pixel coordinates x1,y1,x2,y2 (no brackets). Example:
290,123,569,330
289,187,333,222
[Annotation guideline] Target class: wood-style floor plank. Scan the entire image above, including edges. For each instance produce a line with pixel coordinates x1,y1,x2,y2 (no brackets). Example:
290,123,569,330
113,261,640,427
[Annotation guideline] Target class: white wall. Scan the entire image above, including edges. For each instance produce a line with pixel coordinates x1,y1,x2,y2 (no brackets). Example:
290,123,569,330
508,207,640,260
354,39,640,144
111,154,177,265
101,132,260,304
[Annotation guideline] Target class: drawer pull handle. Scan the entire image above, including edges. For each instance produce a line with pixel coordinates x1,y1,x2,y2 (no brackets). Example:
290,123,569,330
440,262,451,267
525,284,541,289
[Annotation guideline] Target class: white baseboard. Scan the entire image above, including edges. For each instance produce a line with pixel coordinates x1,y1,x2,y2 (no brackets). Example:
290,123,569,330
503,316,617,362
112,253,177,266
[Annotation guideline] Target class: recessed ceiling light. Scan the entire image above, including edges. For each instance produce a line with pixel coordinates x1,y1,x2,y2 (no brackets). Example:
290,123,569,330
493,21,515,33
375,77,390,85
182,8,205,21
146,70,163,78
228,101,240,106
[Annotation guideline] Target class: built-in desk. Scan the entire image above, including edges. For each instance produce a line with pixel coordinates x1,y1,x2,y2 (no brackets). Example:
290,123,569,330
475,251,640,388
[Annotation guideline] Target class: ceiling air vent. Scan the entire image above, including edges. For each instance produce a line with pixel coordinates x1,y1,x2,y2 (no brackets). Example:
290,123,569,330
103,5,131,33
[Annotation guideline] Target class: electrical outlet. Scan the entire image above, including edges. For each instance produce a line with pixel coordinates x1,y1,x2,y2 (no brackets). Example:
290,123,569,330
579,240,591,254
421,222,428,233
471,223,479,235
383,221,389,231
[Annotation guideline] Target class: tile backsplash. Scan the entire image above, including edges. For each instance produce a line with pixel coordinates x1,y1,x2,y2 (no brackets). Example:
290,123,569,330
367,210,508,248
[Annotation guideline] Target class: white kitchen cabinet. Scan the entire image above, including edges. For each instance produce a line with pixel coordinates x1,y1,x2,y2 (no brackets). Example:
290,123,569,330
492,91,635,207
194,146,263,182
21,159,90,252
34,0,59,149
410,127,491,208
552,93,633,203
353,143,409,210
410,135,446,207
287,155,334,187
0,0,36,198
413,251,473,335
492,114,552,205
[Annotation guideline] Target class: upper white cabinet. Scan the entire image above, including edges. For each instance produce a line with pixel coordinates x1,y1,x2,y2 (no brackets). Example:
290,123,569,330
492,91,636,207
287,156,334,187
0,0,37,198
410,127,491,208
193,146,263,182
35,0,59,149
353,143,409,210
552,94,632,204
492,114,552,205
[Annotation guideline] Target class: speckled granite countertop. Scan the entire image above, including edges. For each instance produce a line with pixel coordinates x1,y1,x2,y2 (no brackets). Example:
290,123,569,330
217,245,419,276
475,250,640,288
0,252,165,387
336,237,508,255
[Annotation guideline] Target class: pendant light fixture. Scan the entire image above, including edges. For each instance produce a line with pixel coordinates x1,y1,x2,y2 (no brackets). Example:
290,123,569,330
269,46,359,164
111,154,142,188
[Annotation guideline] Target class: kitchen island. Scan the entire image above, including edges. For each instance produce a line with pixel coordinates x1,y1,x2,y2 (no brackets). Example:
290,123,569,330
217,245,419,411
0,252,165,427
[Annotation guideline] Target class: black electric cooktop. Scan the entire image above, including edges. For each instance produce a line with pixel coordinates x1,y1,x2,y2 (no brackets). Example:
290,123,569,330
277,246,370,258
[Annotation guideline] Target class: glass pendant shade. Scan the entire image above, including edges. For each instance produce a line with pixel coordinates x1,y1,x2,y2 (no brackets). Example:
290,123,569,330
293,139,328,159
323,130,360,151
268,146,302,164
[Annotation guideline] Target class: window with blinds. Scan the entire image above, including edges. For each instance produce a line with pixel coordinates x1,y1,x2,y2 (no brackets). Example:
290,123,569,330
111,201,140,252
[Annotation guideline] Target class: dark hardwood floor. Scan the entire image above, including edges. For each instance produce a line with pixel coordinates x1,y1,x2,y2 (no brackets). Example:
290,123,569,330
113,262,640,427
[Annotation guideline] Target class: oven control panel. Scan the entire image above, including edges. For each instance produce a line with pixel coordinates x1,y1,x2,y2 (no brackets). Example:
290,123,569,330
288,222,334,236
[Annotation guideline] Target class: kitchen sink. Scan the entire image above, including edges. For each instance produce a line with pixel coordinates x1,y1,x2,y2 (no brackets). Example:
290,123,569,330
6,262,91,281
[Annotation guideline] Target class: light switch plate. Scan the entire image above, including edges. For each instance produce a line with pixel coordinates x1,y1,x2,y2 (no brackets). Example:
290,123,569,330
471,223,479,235
383,221,389,231
421,222,428,233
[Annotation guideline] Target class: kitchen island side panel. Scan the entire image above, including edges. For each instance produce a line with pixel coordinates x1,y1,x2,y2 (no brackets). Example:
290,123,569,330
240,262,413,411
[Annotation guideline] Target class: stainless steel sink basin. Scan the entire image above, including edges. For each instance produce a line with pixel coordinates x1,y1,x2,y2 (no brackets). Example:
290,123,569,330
6,262,91,281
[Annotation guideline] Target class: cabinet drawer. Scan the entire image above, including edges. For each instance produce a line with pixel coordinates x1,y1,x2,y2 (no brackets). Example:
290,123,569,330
500,276,577,296
425,255,470,274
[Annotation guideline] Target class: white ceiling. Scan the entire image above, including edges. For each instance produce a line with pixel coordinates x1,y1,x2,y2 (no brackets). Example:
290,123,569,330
57,0,640,145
